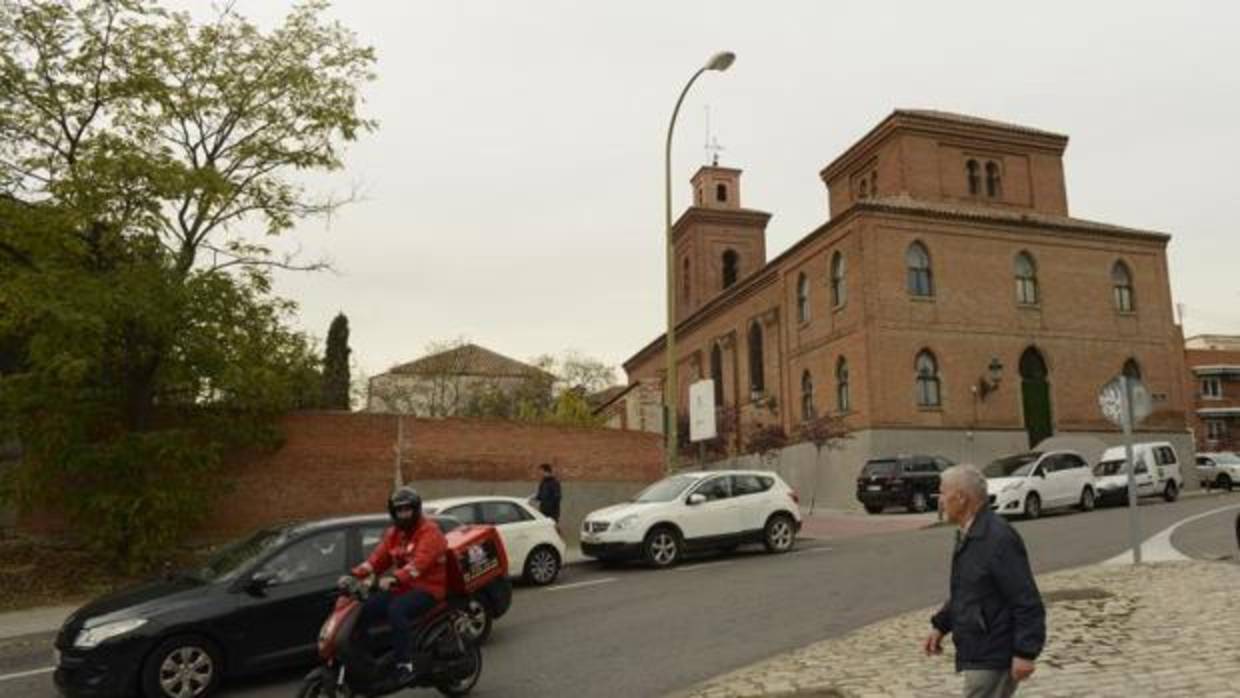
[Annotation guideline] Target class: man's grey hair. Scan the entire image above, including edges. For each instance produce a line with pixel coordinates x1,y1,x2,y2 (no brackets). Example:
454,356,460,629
941,464,988,504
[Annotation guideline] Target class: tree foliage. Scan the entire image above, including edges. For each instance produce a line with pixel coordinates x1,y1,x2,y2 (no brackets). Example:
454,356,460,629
0,0,374,570
321,312,351,409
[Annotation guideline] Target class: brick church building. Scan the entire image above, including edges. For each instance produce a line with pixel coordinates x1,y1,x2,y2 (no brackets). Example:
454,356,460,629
619,110,1191,497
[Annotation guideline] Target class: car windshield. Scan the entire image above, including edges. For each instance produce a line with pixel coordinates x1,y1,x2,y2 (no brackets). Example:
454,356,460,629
196,528,288,583
633,475,699,502
983,453,1041,478
1094,460,1129,476
861,460,898,477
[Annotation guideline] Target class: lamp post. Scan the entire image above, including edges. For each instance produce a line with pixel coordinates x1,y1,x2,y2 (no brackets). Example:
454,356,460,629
664,51,735,473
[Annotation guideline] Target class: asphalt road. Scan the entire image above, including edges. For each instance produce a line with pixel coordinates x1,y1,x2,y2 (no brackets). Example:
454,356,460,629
4,491,1238,698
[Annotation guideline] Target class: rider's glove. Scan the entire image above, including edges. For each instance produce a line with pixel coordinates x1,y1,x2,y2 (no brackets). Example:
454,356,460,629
378,575,398,591
336,575,353,590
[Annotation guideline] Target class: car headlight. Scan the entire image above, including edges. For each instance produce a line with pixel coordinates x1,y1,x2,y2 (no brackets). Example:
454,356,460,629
1001,481,1024,493
613,514,639,531
74,619,148,649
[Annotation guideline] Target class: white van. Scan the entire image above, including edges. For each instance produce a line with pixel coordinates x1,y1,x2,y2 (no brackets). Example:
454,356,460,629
1093,442,1183,505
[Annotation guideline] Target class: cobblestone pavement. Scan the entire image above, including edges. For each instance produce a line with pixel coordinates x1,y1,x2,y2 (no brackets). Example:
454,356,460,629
673,561,1240,698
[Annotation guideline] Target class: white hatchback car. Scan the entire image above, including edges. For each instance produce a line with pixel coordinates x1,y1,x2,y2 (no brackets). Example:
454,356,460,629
579,470,802,568
1197,452,1240,491
424,496,567,585
984,451,1096,519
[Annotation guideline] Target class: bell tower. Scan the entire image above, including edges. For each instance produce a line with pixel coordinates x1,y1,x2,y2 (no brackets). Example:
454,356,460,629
674,165,771,322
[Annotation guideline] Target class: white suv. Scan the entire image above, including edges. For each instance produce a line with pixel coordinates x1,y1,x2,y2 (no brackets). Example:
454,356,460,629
1197,452,1240,491
579,470,802,568
984,451,1096,519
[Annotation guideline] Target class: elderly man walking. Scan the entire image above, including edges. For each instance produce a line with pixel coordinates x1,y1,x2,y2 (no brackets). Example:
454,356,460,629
923,465,1046,698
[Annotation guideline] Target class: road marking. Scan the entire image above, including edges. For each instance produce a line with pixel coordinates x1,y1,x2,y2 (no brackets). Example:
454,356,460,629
676,560,732,572
790,546,833,554
0,666,54,682
545,577,617,592
1103,501,1240,565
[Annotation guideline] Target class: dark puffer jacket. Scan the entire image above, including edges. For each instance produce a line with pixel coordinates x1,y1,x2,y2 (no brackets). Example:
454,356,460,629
931,509,1046,671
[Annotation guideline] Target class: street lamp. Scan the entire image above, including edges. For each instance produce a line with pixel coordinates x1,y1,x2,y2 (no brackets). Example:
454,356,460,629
664,51,736,472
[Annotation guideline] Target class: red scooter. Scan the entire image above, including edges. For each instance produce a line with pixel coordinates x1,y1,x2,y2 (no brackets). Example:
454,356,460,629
296,575,482,697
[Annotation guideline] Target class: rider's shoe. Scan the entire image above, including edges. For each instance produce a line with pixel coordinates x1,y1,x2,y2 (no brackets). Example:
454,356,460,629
395,663,416,686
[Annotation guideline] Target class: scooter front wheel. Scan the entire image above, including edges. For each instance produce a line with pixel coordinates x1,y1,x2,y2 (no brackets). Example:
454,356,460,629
435,643,482,697
297,666,353,698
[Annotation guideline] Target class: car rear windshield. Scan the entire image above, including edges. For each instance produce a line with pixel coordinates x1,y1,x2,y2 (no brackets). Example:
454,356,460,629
634,474,698,502
983,453,1041,478
861,460,899,477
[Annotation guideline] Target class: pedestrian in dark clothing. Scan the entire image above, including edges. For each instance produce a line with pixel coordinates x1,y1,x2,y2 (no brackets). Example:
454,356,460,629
924,465,1046,698
534,463,562,522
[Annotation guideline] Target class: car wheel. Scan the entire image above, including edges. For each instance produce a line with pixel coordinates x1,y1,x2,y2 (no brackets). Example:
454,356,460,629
643,527,681,568
1218,474,1233,492
1079,487,1096,512
141,635,222,698
1163,481,1179,502
908,491,929,514
1024,493,1042,520
523,545,561,586
454,598,492,645
763,514,797,554
863,504,883,515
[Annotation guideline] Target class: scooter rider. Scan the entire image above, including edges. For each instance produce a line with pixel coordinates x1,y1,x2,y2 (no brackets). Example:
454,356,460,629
348,486,448,685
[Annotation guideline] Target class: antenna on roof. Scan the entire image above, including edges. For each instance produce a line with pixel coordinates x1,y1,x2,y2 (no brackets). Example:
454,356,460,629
704,105,725,166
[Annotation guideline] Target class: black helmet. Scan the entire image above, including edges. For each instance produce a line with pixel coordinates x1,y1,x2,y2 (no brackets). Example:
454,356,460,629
388,486,422,531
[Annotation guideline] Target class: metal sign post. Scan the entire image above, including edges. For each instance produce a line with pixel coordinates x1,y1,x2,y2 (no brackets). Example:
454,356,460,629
1099,375,1152,565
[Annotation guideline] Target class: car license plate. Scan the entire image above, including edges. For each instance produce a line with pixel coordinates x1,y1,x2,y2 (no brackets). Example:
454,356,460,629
867,485,881,492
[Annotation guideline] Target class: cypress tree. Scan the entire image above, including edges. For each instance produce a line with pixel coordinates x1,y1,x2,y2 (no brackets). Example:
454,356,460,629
322,313,351,409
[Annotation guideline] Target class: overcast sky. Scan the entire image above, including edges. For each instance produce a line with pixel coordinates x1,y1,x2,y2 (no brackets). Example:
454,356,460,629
176,1,1239,381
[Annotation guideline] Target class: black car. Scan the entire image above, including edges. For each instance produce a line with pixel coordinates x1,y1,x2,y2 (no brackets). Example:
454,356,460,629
856,455,954,513
53,514,512,698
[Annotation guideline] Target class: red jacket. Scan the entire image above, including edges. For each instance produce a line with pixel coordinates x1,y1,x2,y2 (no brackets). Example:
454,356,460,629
352,517,448,600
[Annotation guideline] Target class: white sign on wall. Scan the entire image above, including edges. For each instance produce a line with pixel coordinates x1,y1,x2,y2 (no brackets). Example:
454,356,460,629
689,380,717,442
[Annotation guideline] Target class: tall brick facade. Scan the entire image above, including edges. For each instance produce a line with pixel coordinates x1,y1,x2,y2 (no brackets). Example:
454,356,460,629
624,110,1191,473
1184,336,1240,451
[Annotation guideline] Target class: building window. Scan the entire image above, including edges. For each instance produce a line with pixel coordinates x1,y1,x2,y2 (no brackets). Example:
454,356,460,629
985,161,1002,198
1122,358,1142,380
1203,376,1222,399
722,249,739,289
1015,252,1038,305
716,183,728,203
681,257,691,304
966,159,980,195
830,251,846,308
870,171,878,197
858,178,868,199
710,343,724,407
906,242,934,297
748,321,765,396
801,370,814,422
1112,261,1135,312
916,350,941,408
836,357,850,412
1206,419,1228,442
797,272,810,323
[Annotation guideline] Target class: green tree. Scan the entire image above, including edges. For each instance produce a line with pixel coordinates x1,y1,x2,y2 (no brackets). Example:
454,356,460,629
321,312,351,409
0,0,374,570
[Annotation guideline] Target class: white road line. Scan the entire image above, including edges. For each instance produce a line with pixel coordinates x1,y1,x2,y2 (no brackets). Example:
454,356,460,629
545,577,617,592
1103,501,1240,565
676,561,732,572
790,546,833,554
0,666,54,682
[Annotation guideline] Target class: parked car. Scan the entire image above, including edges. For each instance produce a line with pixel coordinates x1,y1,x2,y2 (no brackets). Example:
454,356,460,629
983,451,1096,519
1196,452,1240,491
423,496,567,586
855,455,954,514
579,470,802,568
53,514,511,698
1093,442,1184,505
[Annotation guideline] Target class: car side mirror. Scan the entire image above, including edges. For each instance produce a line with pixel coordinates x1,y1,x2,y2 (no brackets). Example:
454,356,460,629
687,493,707,506
1036,470,1046,479
245,571,276,595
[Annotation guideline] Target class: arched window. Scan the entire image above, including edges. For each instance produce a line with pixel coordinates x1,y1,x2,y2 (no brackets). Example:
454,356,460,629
836,356,850,412
830,251,847,308
710,343,723,407
1112,261,1135,312
801,370,815,422
722,249,739,289
858,179,868,199
916,350,941,408
966,160,980,195
906,242,934,297
1122,358,1142,380
985,161,1001,198
797,272,810,322
870,171,878,197
682,257,691,303
748,321,765,395
716,183,728,203
1015,252,1038,305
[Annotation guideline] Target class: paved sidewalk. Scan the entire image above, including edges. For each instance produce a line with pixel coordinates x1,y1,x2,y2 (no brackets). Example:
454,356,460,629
673,560,1240,698
0,604,74,642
